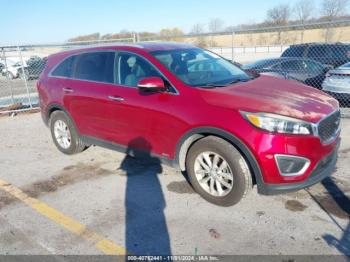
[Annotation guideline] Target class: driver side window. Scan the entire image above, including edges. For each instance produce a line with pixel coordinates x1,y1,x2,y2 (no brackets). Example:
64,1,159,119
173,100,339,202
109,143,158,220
116,52,163,87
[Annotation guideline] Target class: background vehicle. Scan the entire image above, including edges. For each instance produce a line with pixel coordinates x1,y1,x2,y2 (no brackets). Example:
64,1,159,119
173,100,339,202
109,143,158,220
281,43,350,68
322,62,350,107
242,57,331,89
1,56,45,80
1,60,28,79
37,43,340,207
18,56,47,80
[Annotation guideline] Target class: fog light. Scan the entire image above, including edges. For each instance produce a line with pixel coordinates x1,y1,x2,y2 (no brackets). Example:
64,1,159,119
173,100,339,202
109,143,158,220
275,155,310,177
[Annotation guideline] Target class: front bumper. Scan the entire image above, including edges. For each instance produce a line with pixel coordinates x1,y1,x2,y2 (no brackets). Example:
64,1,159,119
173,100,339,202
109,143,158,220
257,143,339,195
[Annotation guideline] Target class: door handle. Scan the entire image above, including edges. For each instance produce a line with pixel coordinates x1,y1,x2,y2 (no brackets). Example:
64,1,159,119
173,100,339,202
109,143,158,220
108,96,125,102
63,87,74,93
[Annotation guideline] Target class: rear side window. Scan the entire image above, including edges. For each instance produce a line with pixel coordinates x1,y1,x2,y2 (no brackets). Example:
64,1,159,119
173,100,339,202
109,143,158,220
281,46,306,57
51,56,74,78
307,46,330,58
74,52,115,83
305,44,350,60
333,45,350,58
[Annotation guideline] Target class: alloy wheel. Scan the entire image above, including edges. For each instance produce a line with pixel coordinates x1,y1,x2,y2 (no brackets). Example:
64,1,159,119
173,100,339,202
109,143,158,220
194,151,234,197
53,120,72,149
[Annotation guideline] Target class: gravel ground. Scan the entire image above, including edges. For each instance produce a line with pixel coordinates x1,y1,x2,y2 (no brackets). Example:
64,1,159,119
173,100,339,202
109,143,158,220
0,112,349,258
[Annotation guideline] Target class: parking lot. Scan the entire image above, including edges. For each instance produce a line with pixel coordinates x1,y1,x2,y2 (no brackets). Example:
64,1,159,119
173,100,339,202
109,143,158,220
0,76,38,107
0,112,349,258
0,77,36,95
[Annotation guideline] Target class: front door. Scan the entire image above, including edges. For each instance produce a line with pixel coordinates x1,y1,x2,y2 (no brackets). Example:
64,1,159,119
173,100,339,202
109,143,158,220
105,51,184,157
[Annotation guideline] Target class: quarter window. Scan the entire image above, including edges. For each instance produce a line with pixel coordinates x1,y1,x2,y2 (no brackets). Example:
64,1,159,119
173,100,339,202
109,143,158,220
51,56,74,78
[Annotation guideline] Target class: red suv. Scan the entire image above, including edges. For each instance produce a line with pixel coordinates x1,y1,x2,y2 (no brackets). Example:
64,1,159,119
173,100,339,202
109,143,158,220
37,43,341,206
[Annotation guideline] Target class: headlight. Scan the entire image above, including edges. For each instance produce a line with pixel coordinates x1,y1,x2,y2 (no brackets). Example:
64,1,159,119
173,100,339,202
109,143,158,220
241,111,315,135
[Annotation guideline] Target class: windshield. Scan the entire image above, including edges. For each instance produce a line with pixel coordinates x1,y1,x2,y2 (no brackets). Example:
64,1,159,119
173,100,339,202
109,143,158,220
150,48,251,87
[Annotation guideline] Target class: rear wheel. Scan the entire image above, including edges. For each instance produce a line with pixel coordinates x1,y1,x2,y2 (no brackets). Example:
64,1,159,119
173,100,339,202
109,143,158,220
49,111,88,155
186,136,252,206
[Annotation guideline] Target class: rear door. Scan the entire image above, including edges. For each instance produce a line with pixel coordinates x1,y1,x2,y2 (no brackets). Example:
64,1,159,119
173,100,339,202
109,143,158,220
60,51,122,141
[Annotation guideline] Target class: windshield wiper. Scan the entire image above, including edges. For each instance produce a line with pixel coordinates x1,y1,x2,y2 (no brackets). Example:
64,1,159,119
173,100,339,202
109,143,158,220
224,78,252,85
197,77,253,89
198,83,228,89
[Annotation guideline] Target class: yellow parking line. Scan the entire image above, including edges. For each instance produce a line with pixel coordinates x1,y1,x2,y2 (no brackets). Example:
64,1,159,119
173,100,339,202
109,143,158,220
0,178,127,256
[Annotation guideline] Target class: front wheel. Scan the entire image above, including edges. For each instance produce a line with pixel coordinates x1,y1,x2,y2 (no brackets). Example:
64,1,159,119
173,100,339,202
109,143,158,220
6,72,14,80
186,136,252,206
19,69,29,80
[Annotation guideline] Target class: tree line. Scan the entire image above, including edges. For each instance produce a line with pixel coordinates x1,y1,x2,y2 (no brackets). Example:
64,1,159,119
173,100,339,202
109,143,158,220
68,0,349,43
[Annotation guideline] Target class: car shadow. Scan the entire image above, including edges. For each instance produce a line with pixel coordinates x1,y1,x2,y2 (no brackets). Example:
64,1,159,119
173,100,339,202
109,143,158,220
321,177,350,258
119,137,171,256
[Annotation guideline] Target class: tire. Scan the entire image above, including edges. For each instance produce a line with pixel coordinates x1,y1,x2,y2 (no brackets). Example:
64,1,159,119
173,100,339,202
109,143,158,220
19,69,29,80
186,136,252,206
6,72,14,80
49,111,88,155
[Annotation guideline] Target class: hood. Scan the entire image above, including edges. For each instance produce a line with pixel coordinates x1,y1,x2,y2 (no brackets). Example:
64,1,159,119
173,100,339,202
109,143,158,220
199,75,338,123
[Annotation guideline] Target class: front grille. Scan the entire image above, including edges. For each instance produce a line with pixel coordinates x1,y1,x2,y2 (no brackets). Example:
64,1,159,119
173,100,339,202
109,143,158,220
318,110,341,143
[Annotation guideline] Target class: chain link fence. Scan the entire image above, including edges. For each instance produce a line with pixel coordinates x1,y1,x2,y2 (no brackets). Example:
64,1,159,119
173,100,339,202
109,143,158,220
0,47,38,111
0,21,349,117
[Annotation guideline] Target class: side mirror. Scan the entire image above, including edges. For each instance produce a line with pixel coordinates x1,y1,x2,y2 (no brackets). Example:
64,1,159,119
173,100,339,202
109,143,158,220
137,77,167,92
225,59,242,67
244,69,260,77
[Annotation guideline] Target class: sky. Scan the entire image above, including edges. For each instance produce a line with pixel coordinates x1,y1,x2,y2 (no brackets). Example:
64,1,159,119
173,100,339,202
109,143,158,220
0,0,339,45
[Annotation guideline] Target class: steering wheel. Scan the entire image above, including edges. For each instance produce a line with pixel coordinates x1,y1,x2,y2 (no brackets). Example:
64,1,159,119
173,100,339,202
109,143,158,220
199,71,213,81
